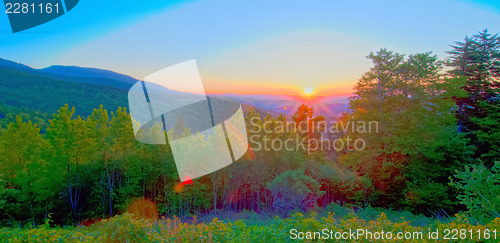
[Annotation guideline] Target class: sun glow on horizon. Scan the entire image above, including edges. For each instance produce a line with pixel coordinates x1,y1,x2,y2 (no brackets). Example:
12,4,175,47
303,86,315,96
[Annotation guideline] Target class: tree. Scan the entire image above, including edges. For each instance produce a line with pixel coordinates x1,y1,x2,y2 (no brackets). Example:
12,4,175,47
447,29,500,95
472,97,500,164
447,29,500,157
450,161,500,223
341,49,472,212
267,169,324,217
291,104,325,153
0,116,48,225
87,105,117,217
46,105,92,223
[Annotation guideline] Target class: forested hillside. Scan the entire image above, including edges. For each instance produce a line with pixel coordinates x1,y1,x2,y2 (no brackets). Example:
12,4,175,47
0,64,130,118
0,30,499,238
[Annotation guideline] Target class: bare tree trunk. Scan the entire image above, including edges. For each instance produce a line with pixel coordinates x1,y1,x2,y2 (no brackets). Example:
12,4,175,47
67,154,80,223
257,187,260,212
212,174,217,213
104,152,114,217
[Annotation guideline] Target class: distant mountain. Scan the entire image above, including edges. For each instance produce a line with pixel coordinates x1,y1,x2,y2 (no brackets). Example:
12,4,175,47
211,93,349,119
0,58,33,71
0,58,283,120
0,64,129,117
0,58,348,120
214,93,292,101
0,58,139,90
40,65,139,85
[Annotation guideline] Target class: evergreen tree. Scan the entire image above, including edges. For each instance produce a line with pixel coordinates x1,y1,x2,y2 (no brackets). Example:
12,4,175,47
447,30,500,162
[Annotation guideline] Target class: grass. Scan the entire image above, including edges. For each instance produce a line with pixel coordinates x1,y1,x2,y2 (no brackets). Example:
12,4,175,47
1,207,499,242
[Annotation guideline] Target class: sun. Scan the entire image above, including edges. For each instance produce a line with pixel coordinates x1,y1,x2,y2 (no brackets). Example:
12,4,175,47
303,86,314,96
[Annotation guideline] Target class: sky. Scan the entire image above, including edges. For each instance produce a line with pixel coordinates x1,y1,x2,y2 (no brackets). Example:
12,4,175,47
1,0,500,96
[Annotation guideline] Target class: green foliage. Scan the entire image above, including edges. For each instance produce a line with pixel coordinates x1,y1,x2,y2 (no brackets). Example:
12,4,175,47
472,98,500,165
0,103,50,132
1,212,499,242
450,161,500,223
0,116,50,226
341,48,472,213
267,169,324,217
446,29,500,164
0,66,129,118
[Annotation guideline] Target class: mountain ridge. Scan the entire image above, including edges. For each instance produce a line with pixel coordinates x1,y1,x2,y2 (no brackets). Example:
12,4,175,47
0,58,348,119
40,65,139,85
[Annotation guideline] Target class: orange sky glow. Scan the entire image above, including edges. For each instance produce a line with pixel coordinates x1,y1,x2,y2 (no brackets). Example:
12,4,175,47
202,76,356,97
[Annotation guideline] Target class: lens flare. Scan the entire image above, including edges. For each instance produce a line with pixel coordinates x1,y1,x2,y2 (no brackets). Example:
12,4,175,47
127,198,158,220
304,87,314,96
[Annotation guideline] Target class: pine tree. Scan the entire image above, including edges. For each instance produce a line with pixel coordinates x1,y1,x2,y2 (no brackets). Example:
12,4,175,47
447,29,500,137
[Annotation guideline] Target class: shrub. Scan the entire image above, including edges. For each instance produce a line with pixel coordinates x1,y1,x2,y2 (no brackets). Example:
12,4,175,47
450,161,500,223
267,169,325,217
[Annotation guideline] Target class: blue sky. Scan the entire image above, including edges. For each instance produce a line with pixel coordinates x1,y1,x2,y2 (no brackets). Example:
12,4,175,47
1,0,499,95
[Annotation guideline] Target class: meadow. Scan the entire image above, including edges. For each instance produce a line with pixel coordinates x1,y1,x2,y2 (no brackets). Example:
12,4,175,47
2,206,500,242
